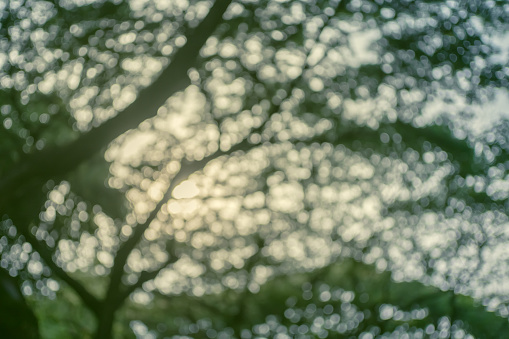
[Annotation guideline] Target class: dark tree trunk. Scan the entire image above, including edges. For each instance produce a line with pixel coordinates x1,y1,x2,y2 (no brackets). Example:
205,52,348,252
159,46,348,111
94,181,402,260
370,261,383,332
93,307,116,339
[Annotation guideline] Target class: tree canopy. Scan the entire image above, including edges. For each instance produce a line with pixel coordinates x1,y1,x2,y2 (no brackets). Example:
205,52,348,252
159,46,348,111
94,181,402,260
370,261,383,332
1,0,509,338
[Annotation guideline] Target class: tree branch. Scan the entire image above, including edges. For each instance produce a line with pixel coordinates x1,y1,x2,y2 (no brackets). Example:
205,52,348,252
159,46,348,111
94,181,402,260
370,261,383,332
114,255,178,307
0,0,233,209
21,230,101,315
0,0,234,325
106,136,260,308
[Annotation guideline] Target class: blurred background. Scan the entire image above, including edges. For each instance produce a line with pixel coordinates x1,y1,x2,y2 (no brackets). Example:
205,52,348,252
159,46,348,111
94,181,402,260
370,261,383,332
1,0,509,338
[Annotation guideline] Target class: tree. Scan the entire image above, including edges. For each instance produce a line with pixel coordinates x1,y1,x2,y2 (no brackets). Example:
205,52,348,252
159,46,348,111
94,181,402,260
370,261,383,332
1,0,508,337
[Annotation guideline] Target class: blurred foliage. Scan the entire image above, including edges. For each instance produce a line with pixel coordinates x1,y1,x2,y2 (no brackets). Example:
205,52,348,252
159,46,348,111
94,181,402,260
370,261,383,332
122,258,509,338
1,0,509,338
0,267,39,338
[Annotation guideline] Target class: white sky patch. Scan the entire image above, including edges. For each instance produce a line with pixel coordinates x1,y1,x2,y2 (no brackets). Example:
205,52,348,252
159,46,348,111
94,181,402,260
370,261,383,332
173,180,199,199
153,86,206,139
421,88,509,135
489,32,509,65
470,88,509,134
111,131,157,164
348,29,381,66
268,182,304,213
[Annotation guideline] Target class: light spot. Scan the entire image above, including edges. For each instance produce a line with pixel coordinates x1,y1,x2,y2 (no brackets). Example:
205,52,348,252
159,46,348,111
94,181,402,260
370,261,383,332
173,180,199,199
